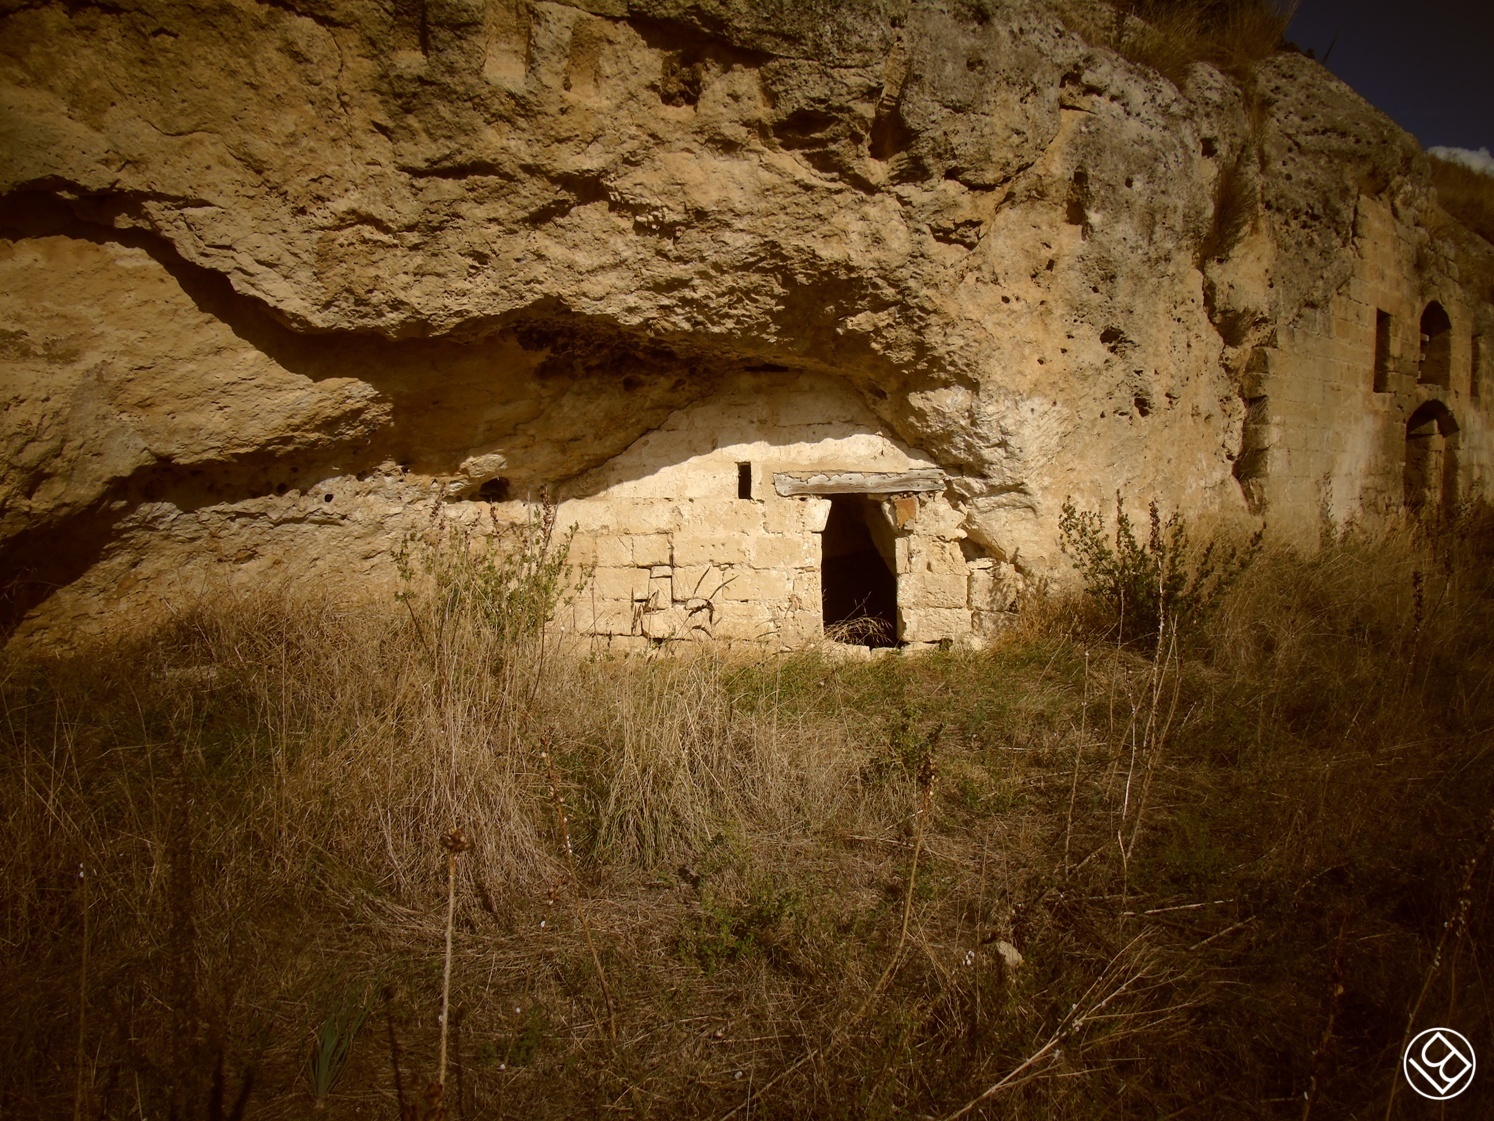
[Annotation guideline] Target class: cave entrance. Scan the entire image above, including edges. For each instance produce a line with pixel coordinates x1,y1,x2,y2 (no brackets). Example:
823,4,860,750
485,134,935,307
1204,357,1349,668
1405,400,1459,512
821,495,898,648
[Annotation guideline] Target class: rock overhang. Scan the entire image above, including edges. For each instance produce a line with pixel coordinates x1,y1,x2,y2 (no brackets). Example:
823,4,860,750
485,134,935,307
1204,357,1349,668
1,0,1491,647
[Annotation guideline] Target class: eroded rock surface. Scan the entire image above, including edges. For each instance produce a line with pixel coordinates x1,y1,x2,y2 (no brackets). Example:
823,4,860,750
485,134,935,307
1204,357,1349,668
3,0,1491,646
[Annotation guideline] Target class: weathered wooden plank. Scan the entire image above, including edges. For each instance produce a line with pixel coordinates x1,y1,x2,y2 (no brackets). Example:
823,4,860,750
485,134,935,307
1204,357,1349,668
772,469,946,497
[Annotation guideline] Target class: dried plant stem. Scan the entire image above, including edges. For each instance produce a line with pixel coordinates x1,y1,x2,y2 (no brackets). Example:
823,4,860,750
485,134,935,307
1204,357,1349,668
1066,650,1090,876
1302,915,1348,1121
858,753,936,1017
439,852,456,1087
73,862,88,1121
1125,625,1181,861
940,935,1151,1121
542,746,616,1040
437,828,471,1093
974,841,988,1033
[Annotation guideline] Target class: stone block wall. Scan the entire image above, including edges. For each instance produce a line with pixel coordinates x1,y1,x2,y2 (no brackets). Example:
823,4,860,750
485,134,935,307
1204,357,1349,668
1258,195,1494,527
502,373,985,650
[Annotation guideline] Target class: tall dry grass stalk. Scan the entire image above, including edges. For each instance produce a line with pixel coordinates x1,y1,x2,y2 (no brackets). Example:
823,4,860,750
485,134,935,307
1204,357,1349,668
437,827,470,1095
541,746,616,1040
72,863,87,1121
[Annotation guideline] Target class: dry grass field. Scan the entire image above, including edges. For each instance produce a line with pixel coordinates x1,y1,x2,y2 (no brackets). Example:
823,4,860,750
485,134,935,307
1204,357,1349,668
3,503,1492,1119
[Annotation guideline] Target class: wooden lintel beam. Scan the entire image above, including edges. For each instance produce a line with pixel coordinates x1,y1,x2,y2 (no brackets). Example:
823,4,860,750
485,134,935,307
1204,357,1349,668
772,469,946,497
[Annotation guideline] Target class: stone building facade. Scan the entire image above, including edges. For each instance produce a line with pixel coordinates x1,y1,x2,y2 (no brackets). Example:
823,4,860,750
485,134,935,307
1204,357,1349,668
1250,195,1493,526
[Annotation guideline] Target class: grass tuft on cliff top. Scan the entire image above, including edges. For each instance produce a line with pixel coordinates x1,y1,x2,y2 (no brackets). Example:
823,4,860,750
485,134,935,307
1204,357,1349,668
3,504,1493,1118
1064,0,1297,86
1430,153,1494,248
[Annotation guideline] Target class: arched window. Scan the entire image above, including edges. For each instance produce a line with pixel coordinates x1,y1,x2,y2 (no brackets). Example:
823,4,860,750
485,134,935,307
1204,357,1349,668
1418,302,1453,387
1404,401,1459,511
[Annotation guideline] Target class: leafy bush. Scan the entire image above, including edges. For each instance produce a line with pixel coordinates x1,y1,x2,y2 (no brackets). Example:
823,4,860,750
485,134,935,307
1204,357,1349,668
677,879,801,974
399,502,586,653
1058,493,1262,643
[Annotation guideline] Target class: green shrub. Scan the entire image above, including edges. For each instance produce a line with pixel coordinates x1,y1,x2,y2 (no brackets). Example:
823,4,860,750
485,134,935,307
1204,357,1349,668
399,502,587,652
677,878,801,974
1058,493,1262,644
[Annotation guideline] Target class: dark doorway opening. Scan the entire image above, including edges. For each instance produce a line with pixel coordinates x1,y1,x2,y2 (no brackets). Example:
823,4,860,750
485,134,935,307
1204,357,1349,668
821,496,898,647
1405,400,1459,512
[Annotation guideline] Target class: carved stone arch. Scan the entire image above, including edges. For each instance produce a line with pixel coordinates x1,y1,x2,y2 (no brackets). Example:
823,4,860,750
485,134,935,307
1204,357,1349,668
1404,400,1459,511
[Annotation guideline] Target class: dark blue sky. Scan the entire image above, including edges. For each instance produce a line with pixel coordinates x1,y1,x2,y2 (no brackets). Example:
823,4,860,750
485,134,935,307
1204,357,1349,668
1285,0,1493,154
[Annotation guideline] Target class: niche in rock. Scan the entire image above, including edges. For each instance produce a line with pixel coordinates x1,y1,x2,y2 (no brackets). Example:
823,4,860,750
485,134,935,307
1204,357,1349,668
821,495,898,648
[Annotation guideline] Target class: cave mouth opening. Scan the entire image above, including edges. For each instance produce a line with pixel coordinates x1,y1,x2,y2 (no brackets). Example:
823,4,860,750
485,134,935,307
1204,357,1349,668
821,495,898,648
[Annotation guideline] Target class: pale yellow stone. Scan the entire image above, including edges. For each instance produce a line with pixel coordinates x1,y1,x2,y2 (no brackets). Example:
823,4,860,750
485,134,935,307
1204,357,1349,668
751,535,811,569
672,535,727,566
647,568,673,609
582,600,637,636
590,566,648,601
901,571,971,610
594,536,634,567
898,606,972,643
713,612,775,641
721,568,792,602
629,533,671,567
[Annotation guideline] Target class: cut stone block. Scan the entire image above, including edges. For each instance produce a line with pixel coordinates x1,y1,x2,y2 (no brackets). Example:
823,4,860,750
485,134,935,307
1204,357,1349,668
632,533,672,566
898,606,972,643
591,566,648,601
673,536,725,566
901,571,971,609
751,535,810,568
721,568,792,602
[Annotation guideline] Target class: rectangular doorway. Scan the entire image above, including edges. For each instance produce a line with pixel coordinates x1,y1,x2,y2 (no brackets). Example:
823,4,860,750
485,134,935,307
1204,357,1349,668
820,495,898,647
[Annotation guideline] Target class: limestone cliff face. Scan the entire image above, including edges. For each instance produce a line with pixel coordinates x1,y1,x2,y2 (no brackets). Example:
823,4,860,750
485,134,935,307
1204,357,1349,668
2,0,1490,645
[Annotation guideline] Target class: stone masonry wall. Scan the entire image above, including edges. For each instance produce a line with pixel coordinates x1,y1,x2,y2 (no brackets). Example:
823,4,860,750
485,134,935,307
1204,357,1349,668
1256,195,1494,527
536,374,996,651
